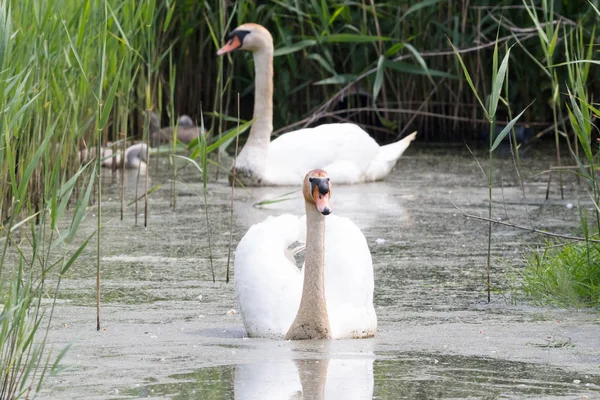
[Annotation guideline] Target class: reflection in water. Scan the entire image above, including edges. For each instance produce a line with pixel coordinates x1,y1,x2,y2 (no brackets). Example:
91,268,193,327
234,358,374,400
122,350,600,399
234,341,374,400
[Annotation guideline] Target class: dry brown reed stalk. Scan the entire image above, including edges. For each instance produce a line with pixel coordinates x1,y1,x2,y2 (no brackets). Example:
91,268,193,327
226,93,241,283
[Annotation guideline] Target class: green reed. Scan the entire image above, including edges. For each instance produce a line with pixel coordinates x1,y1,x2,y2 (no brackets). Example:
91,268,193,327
0,0,168,395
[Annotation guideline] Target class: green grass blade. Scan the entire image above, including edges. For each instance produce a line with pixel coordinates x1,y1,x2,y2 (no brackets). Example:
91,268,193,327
66,171,95,243
399,0,443,23
373,55,385,103
384,60,456,78
61,232,94,275
274,40,316,57
319,34,390,43
99,61,123,129
489,45,512,119
205,119,253,153
491,102,533,151
314,74,357,85
448,39,489,120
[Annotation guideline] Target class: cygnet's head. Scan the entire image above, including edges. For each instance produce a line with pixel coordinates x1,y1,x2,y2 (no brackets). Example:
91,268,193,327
303,169,332,216
216,23,273,55
178,115,194,127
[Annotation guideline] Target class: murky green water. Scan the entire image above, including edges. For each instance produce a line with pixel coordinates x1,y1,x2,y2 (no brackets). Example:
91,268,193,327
41,145,600,399
123,353,599,399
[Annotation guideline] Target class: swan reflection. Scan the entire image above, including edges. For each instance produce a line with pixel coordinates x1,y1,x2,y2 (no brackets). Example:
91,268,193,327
234,342,374,399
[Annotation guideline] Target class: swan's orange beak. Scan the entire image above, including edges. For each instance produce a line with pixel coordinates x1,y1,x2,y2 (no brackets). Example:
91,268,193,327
217,35,242,56
314,191,331,215
310,177,332,215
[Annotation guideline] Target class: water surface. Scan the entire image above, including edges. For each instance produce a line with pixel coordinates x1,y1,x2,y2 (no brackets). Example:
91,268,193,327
42,145,600,399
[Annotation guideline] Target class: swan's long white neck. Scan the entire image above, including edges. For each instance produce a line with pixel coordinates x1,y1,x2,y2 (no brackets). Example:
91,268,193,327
236,45,273,178
285,203,331,340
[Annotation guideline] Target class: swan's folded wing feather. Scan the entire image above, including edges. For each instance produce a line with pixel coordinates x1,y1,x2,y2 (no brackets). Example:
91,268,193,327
234,214,304,338
265,123,380,185
323,215,377,338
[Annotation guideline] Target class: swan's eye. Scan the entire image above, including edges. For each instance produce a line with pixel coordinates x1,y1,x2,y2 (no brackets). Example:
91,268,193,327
309,177,314,183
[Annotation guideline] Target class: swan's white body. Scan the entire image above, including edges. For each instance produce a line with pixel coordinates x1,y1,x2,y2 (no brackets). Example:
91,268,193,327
234,213,377,339
239,123,416,185
219,23,417,186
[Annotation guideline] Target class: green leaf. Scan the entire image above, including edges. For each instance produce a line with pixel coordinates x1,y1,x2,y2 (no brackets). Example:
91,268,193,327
400,0,443,23
490,102,533,151
61,232,94,275
566,88,593,160
489,45,512,118
204,111,248,123
99,61,123,129
16,122,55,207
384,60,456,78
7,89,45,130
448,38,489,119
163,1,176,32
547,19,561,58
171,154,203,174
404,42,435,84
206,119,253,153
274,40,317,57
551,60,600,68
253,190,299,207
385,43,404,57
328,6,345,25
67,172,95,243
319,34,390,43
314,74,357,85
522,0,548,47
306,53,336,75
373,55,385,103
52,163,89,230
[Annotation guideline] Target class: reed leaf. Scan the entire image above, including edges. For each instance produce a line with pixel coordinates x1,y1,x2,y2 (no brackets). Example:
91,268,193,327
490,103,533,151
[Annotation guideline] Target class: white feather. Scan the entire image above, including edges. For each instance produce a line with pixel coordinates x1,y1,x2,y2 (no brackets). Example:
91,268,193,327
234,214,377,339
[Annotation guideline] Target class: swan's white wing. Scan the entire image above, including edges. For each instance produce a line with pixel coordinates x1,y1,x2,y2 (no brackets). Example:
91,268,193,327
322,215,377,338
265,123,380,185
234,215,304,338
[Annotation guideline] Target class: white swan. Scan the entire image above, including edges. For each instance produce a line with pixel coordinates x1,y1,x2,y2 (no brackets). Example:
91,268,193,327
217,23,417,186
234,169,377,339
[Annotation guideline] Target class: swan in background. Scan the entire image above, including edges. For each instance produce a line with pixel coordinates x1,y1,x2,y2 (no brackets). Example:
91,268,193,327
217,23,417,186
234,169,377,339
79,143,148,173
149,111,201,146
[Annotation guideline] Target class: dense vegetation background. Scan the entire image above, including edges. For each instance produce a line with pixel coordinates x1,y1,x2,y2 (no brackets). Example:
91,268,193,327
159,0,599,143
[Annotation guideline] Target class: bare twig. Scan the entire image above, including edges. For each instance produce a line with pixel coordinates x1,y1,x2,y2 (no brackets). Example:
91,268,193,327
452,200,600,243
487,12,574,33
275,106,496,136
